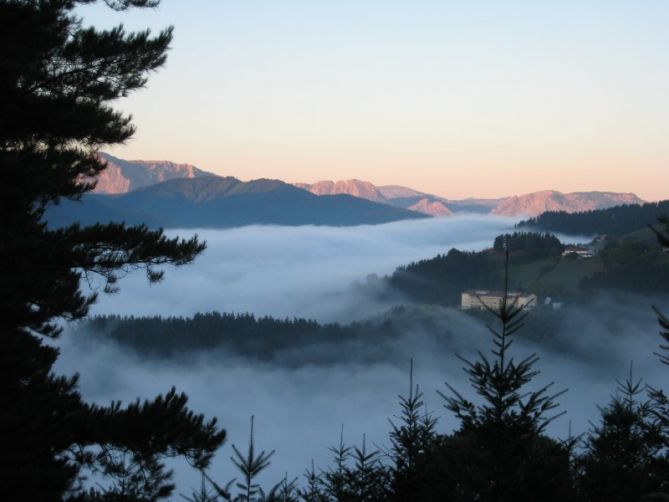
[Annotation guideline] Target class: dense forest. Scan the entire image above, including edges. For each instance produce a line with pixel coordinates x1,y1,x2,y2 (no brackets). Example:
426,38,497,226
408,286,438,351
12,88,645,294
517,200,669,236
493,232,564,262
80,303,578,365
82,313,394,363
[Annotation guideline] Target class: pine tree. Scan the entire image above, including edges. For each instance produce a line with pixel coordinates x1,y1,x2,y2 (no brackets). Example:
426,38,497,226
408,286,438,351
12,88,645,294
344,435,392,502
181,473,220,502
0,1,225,499
299,461,328,502
207,416,278,502
318,426,391,502
387,359,437,501
266,474,300,502
415,251,574,502
322,425,353,501
576,367,669,501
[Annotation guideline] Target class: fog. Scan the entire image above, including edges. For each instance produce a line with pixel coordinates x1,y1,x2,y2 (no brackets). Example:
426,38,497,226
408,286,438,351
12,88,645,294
54,217,669,494
83,216,515,321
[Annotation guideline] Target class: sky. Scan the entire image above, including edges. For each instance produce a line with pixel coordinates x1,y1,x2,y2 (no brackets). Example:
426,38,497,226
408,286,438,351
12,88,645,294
81,1,669,200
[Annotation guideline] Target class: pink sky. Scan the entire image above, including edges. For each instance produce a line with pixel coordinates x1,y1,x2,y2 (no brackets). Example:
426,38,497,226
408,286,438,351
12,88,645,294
89,1,669,201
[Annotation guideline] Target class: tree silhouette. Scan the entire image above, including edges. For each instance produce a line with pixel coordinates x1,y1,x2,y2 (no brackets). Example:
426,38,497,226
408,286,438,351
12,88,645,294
0,1,224,499
576,366,669,501
415,252,573,502
387,359,437,501
206,416,293,502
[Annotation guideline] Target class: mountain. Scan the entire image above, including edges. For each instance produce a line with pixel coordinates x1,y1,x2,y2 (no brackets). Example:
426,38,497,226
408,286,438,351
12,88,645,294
91,152,216,193
47,177,429,229
376,185,427,199
296,180,454,216
406,198,453,216
297,179,644,217
294,180,388,203
491,190,645,217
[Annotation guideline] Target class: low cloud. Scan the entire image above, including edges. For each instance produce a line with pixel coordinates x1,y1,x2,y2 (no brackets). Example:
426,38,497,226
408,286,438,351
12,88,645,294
56,217,669,491
85,216,515,321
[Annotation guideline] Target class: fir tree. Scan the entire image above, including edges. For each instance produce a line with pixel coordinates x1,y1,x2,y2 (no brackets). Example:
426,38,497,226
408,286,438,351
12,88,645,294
318,427,392,502
415,251,573,502
344,435,392,502
387,359,437,501
576,367,669,501
266,474,300,502
181,473,220,502
207,416,278,502
0,1,225,499
322,425,353,501
299,461,328,502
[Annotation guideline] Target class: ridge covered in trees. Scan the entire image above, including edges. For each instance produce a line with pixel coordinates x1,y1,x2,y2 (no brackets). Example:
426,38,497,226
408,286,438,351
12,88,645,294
388,230,669,302
517,200,669,236
82,313,393,363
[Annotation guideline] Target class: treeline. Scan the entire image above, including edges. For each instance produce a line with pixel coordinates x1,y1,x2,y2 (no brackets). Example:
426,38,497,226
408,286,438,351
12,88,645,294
180,294,669,502
493,231,563,262
517,200,669,236
83,312,393,362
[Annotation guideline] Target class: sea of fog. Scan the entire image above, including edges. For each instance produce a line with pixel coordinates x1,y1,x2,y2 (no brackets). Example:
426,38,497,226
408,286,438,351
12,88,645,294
55,216,669,493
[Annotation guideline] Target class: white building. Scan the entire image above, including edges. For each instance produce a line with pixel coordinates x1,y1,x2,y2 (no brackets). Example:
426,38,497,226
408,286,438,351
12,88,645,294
562,246,594,258
461,290,537,311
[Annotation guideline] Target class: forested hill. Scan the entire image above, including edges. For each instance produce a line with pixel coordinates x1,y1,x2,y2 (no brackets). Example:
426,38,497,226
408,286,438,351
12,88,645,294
81,313,393,362
516,200,669,236
388,232,566,305
77,304,611,367
387,230,669,303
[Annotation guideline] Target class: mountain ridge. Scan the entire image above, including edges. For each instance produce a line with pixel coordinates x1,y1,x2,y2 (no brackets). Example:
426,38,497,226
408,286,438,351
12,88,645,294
48,176,428,229
491,189,644,216
92,152,217,193
89,154,646,217
295,179,645,217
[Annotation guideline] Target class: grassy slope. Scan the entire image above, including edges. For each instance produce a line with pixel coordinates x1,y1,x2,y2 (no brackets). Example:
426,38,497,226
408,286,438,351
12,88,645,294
506,227,666,297
510,256,602,296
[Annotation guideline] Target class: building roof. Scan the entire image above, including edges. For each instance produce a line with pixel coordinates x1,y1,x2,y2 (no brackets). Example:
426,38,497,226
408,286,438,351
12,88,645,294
463,289,535,298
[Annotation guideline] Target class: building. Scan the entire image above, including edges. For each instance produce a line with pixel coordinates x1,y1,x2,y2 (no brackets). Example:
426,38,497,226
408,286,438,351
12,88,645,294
562,245,594,258
461,290,537,311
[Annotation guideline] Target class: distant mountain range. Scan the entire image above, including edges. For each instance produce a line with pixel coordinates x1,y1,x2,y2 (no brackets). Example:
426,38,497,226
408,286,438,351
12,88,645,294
295,180,645,217
490,190,644,217
68,153,645,229
49,174,427,229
